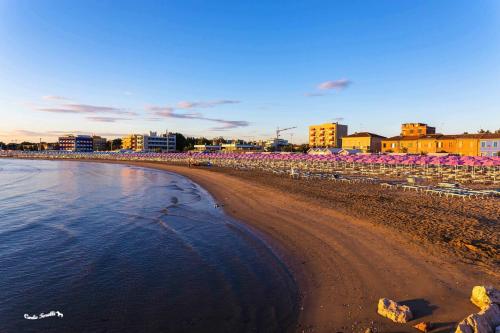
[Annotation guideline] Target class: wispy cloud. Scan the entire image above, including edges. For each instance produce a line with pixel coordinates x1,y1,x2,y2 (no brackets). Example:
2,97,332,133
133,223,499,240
177,100,240,109
38,103,137,116
147,106,201,119
42,95,70,101
4,129,127,139
304,79,352,97
304,92,326,97
208,119,250,130
86,116,131,123
147,105,249,130
317,79,351,90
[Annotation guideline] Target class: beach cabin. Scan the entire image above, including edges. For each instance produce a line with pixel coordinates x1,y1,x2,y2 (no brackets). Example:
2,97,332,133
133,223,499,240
307,147,360,155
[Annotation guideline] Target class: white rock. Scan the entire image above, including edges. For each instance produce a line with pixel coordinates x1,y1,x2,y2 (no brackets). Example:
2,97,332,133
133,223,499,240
471,286,500,310
455,304,500,333
377,298,413,323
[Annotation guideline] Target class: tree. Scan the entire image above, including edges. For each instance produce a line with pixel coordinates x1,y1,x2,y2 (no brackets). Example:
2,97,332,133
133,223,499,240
175,133,188,151
0,142,5,149
106,138,122,150
6,143,19,150
478,129,491,134
212,136,227,145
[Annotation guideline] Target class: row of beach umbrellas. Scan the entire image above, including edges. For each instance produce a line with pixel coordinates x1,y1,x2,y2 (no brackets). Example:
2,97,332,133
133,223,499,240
2,151,499,167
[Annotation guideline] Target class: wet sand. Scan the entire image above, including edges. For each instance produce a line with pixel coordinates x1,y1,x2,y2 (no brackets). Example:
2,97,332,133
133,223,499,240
109,161,497,333
6,158,499,332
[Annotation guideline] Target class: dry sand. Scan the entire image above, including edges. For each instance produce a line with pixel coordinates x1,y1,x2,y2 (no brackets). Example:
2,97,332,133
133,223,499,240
115,162,497,333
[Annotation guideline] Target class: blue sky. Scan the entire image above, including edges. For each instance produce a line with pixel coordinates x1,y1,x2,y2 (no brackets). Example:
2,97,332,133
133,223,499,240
1,0,499,143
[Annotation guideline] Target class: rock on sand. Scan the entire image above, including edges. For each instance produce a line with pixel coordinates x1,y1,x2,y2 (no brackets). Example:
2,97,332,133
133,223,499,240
471,286,500,310
377,298,413,323
455,303,500,333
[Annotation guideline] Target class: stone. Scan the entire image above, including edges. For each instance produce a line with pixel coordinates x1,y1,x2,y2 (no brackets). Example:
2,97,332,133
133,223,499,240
455,304,500,333
413,322,431,332
471,286,500,310
377,298,413,323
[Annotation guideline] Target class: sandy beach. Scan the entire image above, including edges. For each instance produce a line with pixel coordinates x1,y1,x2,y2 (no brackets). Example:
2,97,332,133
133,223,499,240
92,161,495,333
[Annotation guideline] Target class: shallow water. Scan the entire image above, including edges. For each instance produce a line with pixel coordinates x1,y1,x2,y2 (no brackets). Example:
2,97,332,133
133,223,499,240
0,159,297,332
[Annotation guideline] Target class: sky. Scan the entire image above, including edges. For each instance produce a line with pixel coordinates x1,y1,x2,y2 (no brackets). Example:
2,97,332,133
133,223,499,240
1,0,499,144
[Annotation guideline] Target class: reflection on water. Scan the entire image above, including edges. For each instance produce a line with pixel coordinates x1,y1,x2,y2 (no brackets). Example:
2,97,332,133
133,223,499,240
0,159,297,333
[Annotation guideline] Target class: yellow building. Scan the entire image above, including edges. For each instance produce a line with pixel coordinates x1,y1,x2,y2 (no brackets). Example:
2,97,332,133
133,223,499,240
342,132,386,153
122,134,145,151
381,131,498,156
400,123,435,137
309,122,348,148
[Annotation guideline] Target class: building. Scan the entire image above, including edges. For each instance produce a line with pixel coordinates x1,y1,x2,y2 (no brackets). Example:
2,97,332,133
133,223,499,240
122,134,145,151
479,134,500,157
122,131,176,152
144,131,176,152
341,132,386,153
381,124,500,156
264,138,288,151
92,136,107,151
400,123,435,137
221,142,260,152
309,122,348,148
194,144,222,152
58,135,93,152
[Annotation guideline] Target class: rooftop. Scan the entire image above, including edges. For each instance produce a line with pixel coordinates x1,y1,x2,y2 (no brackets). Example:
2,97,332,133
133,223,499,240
343,132,386,138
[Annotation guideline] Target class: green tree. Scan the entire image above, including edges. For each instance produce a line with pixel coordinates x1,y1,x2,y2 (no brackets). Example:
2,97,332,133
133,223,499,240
212,136,227,145
0,142,6,149
6,143,19,150
175,133,187,151
107,138,122,150
478,129,491,134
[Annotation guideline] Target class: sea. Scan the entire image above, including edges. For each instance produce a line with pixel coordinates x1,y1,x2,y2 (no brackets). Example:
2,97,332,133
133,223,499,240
0,159,297,332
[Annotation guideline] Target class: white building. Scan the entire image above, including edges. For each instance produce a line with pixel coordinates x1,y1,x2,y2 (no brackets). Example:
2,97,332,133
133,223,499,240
144,131,176,152
265,138,289,151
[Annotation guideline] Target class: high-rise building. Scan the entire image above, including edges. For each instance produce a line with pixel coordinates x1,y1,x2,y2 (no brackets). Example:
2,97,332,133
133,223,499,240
58,135,93,152
308,122,348,148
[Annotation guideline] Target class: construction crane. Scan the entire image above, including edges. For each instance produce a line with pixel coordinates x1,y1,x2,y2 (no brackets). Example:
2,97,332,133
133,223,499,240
276,126,297,141
272,126,297,152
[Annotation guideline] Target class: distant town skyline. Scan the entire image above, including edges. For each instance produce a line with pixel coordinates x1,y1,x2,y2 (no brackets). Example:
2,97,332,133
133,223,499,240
1,1,500,143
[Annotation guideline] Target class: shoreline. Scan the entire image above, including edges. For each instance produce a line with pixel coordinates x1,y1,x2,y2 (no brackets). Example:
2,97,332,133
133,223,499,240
4,158,499,332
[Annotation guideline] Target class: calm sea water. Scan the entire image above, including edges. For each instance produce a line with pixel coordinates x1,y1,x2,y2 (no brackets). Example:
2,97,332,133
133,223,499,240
0,159,297,333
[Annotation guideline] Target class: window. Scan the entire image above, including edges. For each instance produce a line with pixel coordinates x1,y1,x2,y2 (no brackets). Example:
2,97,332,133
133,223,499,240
383,143,386,148
481,142,486,148
494,142,498,148
391,143,396,148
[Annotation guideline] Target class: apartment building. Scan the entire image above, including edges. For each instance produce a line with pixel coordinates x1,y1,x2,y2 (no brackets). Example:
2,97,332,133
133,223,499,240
308,122,348,148
58,135,93,152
